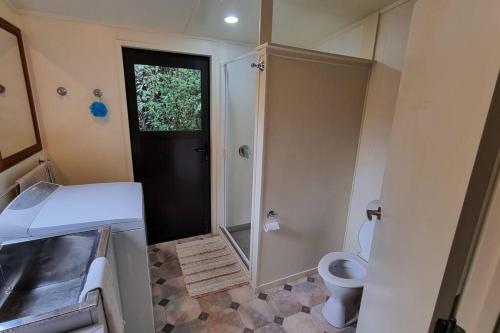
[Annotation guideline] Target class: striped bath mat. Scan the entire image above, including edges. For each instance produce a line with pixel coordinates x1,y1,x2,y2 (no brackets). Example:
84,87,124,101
176,236,248,297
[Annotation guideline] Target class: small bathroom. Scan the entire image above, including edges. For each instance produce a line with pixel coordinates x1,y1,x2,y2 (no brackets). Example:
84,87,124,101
0,0,499,333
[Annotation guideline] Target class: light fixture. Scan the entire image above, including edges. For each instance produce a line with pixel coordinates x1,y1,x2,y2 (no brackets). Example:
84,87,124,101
224,16,239,24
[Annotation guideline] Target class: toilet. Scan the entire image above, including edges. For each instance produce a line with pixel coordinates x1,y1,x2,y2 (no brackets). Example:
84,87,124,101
318,200,378,328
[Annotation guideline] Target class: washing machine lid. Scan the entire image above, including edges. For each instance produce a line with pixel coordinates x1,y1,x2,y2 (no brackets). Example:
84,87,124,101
0,182,61,239
29,182,144,236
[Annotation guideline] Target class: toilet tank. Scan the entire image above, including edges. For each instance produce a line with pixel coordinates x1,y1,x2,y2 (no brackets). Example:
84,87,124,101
358,200,379,261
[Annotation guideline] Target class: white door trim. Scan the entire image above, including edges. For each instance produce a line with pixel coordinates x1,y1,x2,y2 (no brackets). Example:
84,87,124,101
249,48,268,288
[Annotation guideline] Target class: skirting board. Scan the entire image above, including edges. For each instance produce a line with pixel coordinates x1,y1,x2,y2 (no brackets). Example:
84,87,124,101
255,267,318,293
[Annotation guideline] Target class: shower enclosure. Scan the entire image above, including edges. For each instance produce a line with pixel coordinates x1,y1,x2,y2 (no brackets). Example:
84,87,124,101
221,53,257,266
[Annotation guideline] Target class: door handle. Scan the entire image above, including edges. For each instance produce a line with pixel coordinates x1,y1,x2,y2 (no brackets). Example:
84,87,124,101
238,145,250,159
194,147,209,161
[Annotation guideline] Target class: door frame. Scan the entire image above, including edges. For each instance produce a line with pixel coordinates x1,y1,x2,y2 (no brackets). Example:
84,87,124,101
122,47,211,242
431,73,500,329
455,151,500,332
249,47,268,289
115,39,222,238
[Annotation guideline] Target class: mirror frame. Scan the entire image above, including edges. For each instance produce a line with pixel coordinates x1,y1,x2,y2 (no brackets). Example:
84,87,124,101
0,17,42,172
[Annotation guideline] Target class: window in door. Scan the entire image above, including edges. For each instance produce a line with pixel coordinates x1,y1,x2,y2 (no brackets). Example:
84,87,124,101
134,64,202,131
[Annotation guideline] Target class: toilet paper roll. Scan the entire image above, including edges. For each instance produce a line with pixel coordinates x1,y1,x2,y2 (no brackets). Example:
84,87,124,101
264,221,280,232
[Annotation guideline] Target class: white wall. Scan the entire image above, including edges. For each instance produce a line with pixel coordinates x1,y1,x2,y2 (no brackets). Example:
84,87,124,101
344,0,415,254
20,13,254,187
357,0,500,330
314,12,379,60
0,0,43,194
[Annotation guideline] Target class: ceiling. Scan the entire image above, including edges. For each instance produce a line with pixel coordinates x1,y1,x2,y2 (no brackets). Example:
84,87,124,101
273,0,395,47
10,0,396,47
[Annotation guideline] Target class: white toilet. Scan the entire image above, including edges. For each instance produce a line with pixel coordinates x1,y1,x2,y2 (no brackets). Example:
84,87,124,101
318,200,378,328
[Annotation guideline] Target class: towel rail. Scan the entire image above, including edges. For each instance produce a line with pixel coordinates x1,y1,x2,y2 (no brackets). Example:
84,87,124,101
0,184,20,213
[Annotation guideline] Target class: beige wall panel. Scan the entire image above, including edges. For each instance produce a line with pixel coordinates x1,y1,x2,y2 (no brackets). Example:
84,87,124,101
344,0,415,253
315,12,379,60
257,48,370,286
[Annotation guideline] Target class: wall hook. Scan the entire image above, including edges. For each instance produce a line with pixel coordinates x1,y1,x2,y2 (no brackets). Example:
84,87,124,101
56,87,67,96
90,88,108,118
93,89,103,99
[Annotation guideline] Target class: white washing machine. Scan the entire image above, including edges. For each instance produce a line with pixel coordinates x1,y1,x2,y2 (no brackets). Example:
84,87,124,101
0,182,155,333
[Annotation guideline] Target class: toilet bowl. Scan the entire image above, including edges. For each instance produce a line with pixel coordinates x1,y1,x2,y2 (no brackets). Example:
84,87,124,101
318,200,378,328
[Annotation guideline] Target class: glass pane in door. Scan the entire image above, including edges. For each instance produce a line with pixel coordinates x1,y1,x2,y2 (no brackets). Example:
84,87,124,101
224,54,257,261
134,64,202,131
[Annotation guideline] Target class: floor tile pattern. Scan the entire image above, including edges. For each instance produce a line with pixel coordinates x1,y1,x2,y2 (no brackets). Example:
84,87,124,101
149,234,357,333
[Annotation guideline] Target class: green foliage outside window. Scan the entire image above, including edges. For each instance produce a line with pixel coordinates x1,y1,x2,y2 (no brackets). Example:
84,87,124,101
134,64,202,131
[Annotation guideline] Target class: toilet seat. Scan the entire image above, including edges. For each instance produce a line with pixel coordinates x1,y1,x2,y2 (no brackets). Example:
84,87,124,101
318,252,367,288
317,201,377,327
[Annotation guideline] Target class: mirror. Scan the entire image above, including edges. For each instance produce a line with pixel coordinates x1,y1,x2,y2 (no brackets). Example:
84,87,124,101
0,17,41,172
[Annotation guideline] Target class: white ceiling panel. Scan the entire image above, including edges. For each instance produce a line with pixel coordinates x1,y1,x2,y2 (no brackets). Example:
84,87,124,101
273,0,396,48
9,0,398,46
185,0,260,45
10,0,200,33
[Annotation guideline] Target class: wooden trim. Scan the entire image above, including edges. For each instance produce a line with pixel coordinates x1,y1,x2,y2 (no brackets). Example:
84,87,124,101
0,16,42,172
257,43,373,67
259,0,273,44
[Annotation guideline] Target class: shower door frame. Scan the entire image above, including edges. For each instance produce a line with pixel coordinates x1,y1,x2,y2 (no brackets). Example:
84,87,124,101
220,51,259,272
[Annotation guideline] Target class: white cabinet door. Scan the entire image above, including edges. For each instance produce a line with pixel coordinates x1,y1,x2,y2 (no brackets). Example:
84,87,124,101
112,229,155,333
356,0,500,332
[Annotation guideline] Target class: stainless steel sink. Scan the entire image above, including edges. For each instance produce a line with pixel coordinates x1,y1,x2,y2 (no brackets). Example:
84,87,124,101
0,228,110,332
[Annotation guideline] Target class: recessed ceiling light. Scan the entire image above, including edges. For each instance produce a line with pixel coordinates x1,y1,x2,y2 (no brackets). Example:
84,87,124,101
224,16,239,24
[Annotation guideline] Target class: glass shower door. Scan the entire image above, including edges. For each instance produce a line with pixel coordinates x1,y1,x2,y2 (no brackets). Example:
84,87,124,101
222,53,257,264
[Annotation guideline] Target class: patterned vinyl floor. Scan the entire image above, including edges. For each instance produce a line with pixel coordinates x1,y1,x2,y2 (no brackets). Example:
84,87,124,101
148,234,357,333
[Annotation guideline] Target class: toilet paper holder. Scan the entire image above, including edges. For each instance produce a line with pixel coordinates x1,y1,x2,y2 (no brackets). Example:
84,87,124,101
267,210,277,219
264,210,280,232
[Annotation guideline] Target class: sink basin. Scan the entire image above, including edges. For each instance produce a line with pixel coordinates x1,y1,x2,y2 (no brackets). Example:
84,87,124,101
0,228,110,331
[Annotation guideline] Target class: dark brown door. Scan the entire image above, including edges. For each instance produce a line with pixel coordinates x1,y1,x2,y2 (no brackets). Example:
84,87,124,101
122,47,211,244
